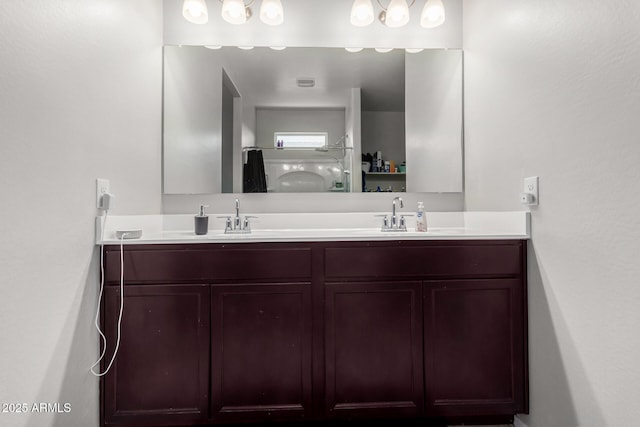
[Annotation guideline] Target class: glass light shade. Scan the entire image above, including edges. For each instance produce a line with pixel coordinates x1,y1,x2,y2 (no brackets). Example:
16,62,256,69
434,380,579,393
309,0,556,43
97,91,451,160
375,47,393,53
405,48,424,53
269,46,287,50
237,46,254,50
421,0,445,28
182,0,208,24
260,0,284,26
204,45,222,50
221,0,247,25
385,0,410,28
350,0,374,27
345,47,364,53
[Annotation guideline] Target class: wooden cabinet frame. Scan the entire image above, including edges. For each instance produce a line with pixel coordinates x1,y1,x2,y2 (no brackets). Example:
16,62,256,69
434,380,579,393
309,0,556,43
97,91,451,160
102,240,528,426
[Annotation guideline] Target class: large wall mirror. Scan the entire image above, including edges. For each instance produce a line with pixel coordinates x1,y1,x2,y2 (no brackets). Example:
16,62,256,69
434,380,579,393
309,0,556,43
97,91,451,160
163,46,462,195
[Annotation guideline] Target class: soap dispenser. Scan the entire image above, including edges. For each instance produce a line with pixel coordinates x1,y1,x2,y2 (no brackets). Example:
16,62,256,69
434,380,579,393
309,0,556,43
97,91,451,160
416,202,427,232
194,205,209,235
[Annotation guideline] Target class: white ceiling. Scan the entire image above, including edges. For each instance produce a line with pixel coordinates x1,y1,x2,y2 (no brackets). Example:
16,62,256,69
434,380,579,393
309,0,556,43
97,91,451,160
205,46,406,112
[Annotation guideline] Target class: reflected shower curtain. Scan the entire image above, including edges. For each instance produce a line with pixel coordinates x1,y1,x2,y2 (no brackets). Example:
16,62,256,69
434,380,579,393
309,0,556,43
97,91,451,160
243,149,268,193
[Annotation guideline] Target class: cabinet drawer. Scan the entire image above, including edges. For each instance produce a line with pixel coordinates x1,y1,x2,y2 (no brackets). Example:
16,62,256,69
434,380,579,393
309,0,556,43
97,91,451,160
324,242,523,280
105,245,312,284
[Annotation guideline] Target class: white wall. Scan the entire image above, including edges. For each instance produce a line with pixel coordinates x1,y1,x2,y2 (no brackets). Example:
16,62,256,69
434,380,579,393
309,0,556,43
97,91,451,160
463,1,640,426
346,88,363,193
164,46,223,194
0,2,162,427
256,108,346,157
406,49,463,192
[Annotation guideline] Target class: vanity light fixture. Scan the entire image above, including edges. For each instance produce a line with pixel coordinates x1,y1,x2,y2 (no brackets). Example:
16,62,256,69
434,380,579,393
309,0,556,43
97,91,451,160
349,0,445,29
382,0,411,28
217,0,284,25
375,47,394,53
183,0,209,24
350,0,375,27
221,0,251,24
345,47,364,53
420,0,445,28
260,0,284,25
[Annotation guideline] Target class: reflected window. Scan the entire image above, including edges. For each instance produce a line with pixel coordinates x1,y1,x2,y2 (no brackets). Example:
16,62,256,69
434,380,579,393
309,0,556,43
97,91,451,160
274,132,328,149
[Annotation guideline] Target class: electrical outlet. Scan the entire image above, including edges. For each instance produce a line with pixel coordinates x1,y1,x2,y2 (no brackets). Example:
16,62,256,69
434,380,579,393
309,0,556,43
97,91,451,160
96,178,110,209
523,176,539,206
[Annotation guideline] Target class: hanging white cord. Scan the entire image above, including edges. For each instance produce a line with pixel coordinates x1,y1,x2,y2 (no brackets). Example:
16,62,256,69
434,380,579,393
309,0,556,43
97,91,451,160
90,213,126,377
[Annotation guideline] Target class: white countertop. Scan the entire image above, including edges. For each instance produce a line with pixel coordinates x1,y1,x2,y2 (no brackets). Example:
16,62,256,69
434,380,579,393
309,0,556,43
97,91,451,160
96,212,530,245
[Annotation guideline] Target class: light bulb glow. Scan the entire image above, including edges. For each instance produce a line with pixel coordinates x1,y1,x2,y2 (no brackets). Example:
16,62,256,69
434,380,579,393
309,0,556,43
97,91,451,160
375,47,393,53
269,46,286,50
405,48,424,53
182,0,208,24
222,0,247,24
345,47,364,53
260,0,284,26
204,45,222,50
385,0,410,28
350,0,374,27
238,46,254,50
420,0,445,28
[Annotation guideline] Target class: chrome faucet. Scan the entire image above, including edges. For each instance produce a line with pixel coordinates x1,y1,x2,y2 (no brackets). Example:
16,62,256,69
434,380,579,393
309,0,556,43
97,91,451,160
218,198,256,234
234,198,241,230
391,197,403,228
379,196,408,232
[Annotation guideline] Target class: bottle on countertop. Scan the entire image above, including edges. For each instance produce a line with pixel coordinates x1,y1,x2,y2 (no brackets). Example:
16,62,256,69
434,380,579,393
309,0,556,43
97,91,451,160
194,204,209,235
416,202,427,232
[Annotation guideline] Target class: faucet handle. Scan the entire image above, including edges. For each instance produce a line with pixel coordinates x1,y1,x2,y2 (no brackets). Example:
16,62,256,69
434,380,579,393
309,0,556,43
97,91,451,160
375,214,390,230
399,215,407,231
217,216,233,232
243,215,258,231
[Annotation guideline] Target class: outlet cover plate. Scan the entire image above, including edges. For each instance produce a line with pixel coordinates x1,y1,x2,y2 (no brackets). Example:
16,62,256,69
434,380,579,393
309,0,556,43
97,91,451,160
524,176,539,206
96,178,110,209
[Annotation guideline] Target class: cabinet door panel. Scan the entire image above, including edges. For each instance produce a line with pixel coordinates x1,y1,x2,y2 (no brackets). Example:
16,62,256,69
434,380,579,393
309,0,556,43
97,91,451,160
104,285,210,426
211,283,312,422
325,282,423,418
424,279,526,416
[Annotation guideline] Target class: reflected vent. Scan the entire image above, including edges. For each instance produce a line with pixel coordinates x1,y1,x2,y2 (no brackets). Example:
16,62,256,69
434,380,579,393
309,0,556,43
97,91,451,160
296,78,315,88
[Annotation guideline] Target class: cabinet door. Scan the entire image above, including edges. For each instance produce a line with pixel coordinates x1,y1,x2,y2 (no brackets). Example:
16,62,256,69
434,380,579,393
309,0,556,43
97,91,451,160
424,279,526,416
103,285,210,426
211,283,312,422
325,281,423,418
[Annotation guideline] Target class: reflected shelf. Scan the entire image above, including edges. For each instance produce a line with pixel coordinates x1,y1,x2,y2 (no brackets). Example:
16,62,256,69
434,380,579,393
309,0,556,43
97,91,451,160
366,172,406,175
243,146,353,151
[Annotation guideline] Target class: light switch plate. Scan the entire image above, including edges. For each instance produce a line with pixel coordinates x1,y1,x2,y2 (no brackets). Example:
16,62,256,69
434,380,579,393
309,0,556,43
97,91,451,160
523,176,539,206
96,178,110,209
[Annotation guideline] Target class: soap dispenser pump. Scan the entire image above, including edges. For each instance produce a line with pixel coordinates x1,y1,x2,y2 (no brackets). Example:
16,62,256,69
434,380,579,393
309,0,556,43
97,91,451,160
194,205,209,235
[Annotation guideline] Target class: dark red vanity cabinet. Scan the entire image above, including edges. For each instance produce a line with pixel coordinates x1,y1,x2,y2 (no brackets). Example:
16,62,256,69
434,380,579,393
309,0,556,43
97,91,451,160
103,284,210,426
210,283,312,422
102,240,528,427
324,281,424,419
424,279,527,417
